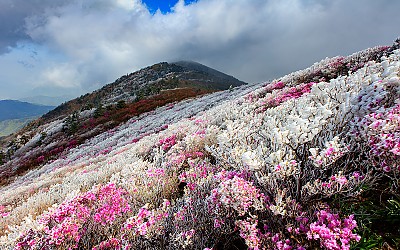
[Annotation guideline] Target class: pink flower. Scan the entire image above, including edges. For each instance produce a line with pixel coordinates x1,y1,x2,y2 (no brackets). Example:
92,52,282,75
383,166,391,172
324,147,334,156
159,135,177,151
352,172,361,180
306,210,360,250
214,219,224,228
28,240,36,247
337,176,347,185
390,145,400,155
1,212,10,218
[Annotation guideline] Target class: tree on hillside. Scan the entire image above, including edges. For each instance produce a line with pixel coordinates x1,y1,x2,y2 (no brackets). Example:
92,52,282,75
94,104,105,118
63,112,80,135
0,151,4,165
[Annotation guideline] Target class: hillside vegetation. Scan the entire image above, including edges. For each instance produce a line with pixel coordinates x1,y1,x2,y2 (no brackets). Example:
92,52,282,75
0,61,245,184
0,41,400,249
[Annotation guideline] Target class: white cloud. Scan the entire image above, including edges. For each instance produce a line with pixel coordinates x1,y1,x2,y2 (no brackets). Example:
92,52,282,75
41,63,82,88
1,0,400,99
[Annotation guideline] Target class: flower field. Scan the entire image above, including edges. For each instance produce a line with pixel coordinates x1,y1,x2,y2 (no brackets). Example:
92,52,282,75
0,40,399,249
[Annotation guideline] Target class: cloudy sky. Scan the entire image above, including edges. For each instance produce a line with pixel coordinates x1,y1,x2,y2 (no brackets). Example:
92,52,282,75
0,0,399,101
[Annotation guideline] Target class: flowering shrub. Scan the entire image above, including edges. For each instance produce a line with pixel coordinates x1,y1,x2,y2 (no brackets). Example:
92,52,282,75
123,199,170,238
309,137,349,168
0,205,10,218
92,238,121,250
159,135,177,151
254,82,315,113
354,103,400,172
2,43,400,249
235,218,263,249
307,210,360,250
211,173,265,216
173,229,196,249
14,183,131,248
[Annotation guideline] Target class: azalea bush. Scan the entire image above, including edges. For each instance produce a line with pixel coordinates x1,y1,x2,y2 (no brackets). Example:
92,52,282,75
1,41,400,249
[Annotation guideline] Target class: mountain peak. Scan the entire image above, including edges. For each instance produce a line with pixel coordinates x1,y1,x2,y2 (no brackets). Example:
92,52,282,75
40,61,246,122
172,60,245,87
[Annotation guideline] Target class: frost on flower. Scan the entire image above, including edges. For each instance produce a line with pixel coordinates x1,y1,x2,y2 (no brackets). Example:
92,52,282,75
159,134,177,151
269,189,290,216
211,174,265,216
309,136,348,168
173,229,196,249
242,151,263,170
301,170,366,200
352,103,400,172
124,200,170,238
274,159,298,177
235,218,262,250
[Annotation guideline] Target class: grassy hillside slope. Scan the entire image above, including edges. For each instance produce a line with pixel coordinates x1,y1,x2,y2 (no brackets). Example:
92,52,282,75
0,117,37,137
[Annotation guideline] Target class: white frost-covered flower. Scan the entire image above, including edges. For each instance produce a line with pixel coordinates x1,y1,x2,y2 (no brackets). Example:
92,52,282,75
242,151,262,170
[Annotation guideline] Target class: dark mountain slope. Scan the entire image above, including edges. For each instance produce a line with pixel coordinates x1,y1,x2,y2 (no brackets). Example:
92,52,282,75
0,100,54,121
173,60,244,89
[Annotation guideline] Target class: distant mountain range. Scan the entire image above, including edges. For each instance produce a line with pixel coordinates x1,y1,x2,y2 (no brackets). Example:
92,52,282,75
0,100,54,121
0,100,55,136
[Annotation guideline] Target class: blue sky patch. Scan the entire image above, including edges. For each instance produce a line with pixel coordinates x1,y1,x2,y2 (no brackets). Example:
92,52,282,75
143,0,197,14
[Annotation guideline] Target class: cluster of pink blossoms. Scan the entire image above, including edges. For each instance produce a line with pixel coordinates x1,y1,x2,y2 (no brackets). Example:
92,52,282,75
0,205,10,218
92,238,121,250
19,183,131,248
168,151,204,166
271,232,302,250
235,218,309,250
263,81,286,92
14,229,41,250
246,81,286,103
309,137,349,168
356,103,400,172
211,171,265,216
255,82,315,113
266,82,315,107
146,167,165,178
320,174,348,189
307,210,360,250
235,218,263,250
159,134,177,151
123,199,170,237
92,184,131,225
179,161,216,191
